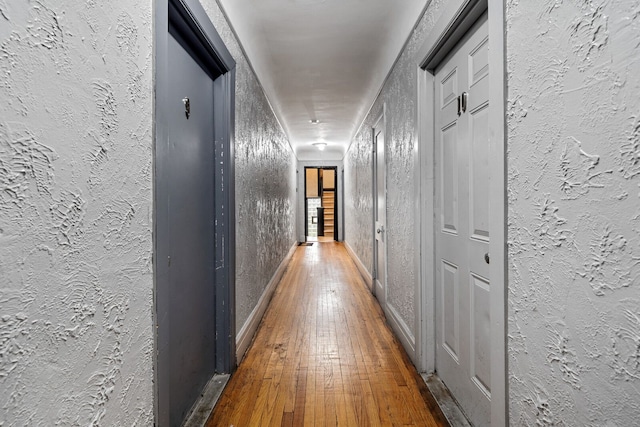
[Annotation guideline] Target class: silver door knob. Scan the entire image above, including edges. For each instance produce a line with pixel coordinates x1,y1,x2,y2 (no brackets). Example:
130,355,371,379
376,228,382,234
484,253,490,264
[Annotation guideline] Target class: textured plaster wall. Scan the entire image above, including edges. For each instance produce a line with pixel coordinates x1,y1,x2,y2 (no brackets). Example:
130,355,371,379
0,1,154,425
200,1,298,334
506,1,640,425
344,128,373,273
344,0,447,344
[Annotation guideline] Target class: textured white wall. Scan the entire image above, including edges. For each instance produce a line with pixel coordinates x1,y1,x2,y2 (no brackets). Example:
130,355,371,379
506,1,640,425
199,1,298,334
344,129,373,272
0,0,154,425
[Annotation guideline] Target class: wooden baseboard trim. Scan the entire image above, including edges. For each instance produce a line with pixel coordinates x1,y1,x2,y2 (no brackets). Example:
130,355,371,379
344,240,372,289
236,242,298,362
386,302,417,363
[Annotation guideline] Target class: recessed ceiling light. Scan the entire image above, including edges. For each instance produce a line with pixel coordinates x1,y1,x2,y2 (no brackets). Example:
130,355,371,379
310,119,320,124
312,142,327,151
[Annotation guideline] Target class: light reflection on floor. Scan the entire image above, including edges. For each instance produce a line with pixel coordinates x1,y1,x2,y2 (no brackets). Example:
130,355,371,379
306,235,334,243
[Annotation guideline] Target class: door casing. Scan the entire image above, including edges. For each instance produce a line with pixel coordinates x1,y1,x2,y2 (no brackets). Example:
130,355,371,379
415,0,507,425
303,166,339,240
297,161,344,242
154,0,236,425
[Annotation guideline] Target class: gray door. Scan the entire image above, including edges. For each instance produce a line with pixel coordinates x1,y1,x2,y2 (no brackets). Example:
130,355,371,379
156,1,236,425
373,113,386,305
161,32,217,426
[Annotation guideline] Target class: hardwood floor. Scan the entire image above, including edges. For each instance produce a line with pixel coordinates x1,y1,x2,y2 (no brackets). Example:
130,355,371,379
206,242,449,426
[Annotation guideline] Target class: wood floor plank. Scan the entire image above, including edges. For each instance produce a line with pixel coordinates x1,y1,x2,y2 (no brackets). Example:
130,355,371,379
205,242,449,426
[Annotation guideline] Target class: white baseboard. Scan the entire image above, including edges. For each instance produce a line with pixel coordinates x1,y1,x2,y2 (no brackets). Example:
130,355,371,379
236,242,298,362
344,240,372,289
386,302,416,363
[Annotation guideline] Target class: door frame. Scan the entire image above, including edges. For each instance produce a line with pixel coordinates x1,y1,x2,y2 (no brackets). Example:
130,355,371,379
303,166,318,239
415,0,507,425
298,161,344,242
303,166,339,240
154,0,236,424
372,106,387,304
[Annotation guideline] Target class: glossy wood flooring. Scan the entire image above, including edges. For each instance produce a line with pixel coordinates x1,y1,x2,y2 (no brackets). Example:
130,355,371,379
206,242,448,426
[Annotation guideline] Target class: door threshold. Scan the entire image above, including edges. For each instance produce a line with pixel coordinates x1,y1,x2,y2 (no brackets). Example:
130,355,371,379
182,374,230,427
421,374,472,427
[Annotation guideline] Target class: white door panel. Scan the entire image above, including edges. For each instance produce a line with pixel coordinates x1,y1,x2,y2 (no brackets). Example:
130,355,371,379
373,115,386,305
435,12,490,426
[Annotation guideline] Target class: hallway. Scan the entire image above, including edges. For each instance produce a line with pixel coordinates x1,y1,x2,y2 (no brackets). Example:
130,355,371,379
206,242,448,426
3,0,640,424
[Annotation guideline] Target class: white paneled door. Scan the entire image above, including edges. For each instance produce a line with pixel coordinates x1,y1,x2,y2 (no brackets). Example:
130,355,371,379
434,12,491,426
373,113,387,307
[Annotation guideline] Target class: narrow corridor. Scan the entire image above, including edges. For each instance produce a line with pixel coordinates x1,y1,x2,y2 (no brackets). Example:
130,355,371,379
206,242,448,426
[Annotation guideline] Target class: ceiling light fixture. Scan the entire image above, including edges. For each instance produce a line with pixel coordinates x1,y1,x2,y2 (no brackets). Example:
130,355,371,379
309,119,320,124
312,142,327,151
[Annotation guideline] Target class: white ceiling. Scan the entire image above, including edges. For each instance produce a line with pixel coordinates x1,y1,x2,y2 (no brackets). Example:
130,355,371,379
217,0,428,160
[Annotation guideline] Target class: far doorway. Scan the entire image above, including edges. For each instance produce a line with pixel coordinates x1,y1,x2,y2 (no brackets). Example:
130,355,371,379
304,167,338,242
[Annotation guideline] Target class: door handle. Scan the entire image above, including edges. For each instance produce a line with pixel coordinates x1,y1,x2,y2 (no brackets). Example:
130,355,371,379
376,226,384,234
461,92,468,113
484,252,490,264
457,95,462,116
